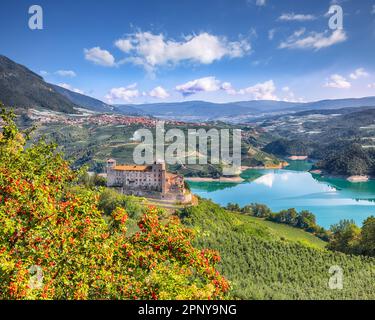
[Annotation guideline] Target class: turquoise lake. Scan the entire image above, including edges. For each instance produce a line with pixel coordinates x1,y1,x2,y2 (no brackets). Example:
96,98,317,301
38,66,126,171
187,161,375,228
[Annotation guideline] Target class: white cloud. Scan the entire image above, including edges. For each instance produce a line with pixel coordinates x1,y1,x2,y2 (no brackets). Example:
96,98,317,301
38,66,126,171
175,77,279,100
279,29,347,50
256,0,266,6
278,13,316,21
55,70,76,77
149,86,170,99
84,47,115,67
40,70,49,76
57,83,84,94
268,29,276,40
114,31,250,72
114,39,133,53
281,86,303,102
105,83,139,103
349,68,369,80
221,82,237,95
176,76,221,96
324,74,351,89
238,80,278,100
368,83,375,88
329,0,350,5
246,0,266,6
372,5,375,14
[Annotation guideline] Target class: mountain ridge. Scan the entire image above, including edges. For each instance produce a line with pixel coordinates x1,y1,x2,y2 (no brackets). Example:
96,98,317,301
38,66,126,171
51,84,114,113
116,96,375,121
0,55,79,113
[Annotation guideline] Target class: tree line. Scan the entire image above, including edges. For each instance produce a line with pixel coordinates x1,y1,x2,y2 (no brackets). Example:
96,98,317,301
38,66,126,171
225,203,329,241
328,218,375,257
225,202,375,257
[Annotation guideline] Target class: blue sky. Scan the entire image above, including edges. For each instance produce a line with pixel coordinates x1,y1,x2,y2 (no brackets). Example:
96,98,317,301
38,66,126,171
1,0,375,104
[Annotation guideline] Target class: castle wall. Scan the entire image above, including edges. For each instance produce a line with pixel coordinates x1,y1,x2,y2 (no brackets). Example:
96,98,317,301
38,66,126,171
108,170,163,191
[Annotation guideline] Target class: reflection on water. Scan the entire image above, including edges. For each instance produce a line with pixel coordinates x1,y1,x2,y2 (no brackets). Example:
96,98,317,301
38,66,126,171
188,162,375,228
253,172,290,188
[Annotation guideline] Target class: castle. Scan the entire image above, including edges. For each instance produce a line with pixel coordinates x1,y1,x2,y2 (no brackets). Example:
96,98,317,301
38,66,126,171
106,159,191,202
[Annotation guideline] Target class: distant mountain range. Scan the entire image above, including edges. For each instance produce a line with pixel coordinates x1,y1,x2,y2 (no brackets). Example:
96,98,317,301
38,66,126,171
116,96,375,122
114,100,301,121
1,54,375,121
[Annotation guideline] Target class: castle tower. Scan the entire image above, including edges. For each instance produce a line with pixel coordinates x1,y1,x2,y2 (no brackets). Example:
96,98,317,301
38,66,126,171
106,158,116,173
153,160,166,193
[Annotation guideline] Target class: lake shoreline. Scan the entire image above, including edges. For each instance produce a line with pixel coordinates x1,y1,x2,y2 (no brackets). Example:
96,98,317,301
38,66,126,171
241,162,289,171
185,163,289,183
188,165,375,229
309,170,373,182
186,165,374,184
185,176,245,183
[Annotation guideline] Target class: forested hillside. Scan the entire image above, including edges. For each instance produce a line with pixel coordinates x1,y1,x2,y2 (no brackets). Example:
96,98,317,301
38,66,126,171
261,106,375,176
51,84,114,113
314,143,375,176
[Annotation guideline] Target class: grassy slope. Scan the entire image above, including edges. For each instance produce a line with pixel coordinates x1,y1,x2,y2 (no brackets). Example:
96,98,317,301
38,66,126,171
180,199,375,300
245,216,326,250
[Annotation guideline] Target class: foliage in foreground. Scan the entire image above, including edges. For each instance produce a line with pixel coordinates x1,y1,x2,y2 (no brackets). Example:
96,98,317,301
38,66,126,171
0,107,228,299
180,199,375,300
